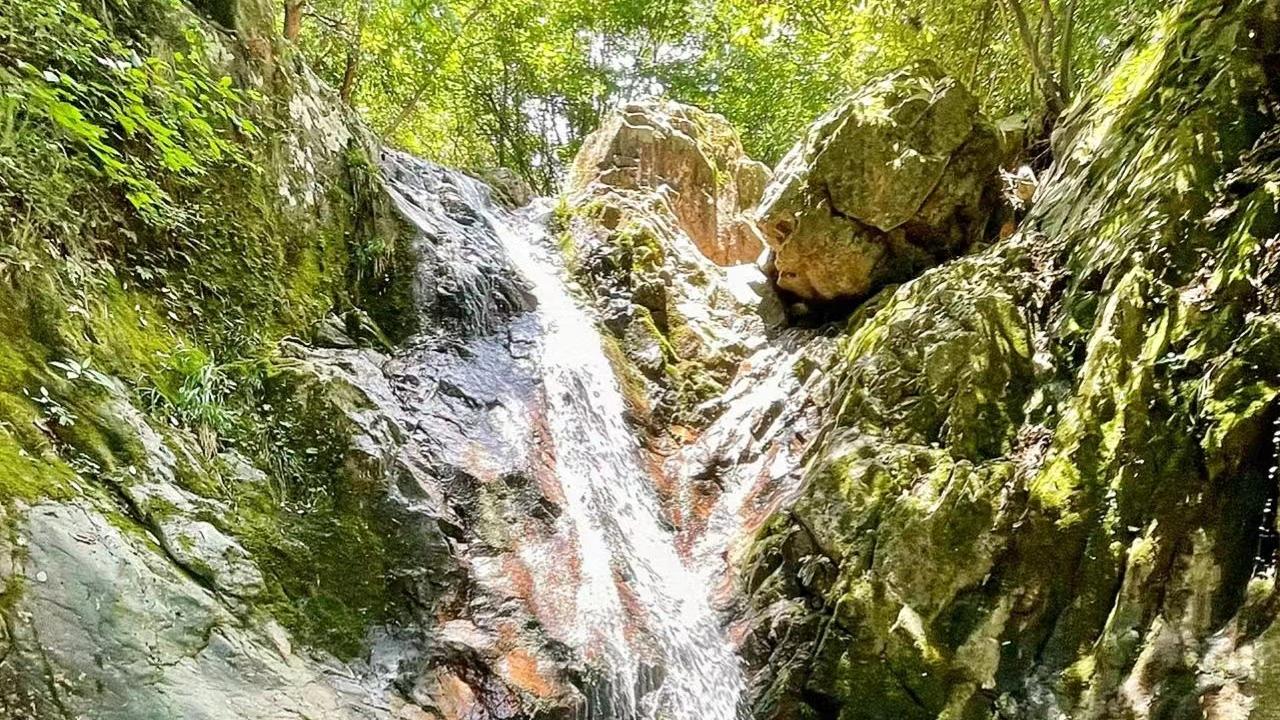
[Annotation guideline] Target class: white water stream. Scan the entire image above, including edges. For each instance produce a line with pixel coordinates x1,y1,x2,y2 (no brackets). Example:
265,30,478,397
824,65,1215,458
449,176,747,720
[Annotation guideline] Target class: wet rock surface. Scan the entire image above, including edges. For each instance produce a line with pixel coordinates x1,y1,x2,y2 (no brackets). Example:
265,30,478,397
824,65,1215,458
0,502,384,720
756,61,1000,303
382,151,535,339
0,158,579,719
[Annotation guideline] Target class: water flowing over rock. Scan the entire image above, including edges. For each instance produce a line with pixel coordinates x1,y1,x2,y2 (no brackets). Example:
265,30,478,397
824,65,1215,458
0,152,543,718
561,100,785,430
320,151,762,719
756,61,1000,302
560,99,845,719
381,152,535,338
0,142,761,718
272,154,759,719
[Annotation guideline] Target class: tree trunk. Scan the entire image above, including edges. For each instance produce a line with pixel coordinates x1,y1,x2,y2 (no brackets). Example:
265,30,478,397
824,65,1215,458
1037,0,1057,74
339,0,369,103
284,0,305,42
1000,0,1066,115
1058,0,1077,98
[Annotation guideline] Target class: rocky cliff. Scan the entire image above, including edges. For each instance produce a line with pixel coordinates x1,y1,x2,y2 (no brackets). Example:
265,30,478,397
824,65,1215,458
741,0,1280,718
0,0,571,716
3,0,1280,718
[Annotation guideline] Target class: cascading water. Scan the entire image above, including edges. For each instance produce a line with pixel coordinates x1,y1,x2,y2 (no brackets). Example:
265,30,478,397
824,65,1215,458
389,157,747,719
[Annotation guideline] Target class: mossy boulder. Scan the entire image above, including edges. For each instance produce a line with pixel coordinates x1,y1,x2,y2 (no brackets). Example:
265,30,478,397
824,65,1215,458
756,61,1000,302
563,103,785,430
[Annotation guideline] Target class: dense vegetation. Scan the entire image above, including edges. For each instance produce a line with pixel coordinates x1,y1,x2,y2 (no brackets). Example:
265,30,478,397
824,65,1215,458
294,0,1160,191
0,0,414,657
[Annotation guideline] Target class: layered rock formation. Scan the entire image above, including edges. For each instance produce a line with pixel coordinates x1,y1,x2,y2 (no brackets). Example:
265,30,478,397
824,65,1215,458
562,100,784,429
741,1,1280,718
756,61,1000,303
571,100,772,267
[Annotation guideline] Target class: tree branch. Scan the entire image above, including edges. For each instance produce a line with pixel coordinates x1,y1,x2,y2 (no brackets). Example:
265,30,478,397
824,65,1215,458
1037,0,1057,71
379,0,492,138
968,0,996,87
339,0,369,103
1000,0,1066,113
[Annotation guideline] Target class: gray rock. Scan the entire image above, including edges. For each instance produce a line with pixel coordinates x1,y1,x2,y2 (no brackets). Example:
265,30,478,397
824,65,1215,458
155,517,265,598
0,502,381,719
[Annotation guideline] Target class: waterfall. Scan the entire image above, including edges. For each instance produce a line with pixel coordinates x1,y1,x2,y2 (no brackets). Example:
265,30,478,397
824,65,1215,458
385,153,746,719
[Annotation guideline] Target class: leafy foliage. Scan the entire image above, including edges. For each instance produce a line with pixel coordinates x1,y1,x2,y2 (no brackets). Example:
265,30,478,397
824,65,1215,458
300,0,1160,187
0,0,390,509
0,0,258,228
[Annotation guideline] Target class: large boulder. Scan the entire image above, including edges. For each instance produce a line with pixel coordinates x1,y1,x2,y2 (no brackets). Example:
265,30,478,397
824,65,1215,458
570,100,771,266
756,61,1000,302
560,101,784,430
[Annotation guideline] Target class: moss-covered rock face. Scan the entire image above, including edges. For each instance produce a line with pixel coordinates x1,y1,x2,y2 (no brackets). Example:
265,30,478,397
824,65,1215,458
743,0,1280,717
756,61,1001,303
0,0,483,716
0,0,414,499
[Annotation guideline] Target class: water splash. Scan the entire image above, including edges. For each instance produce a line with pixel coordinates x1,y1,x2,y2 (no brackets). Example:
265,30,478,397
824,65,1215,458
415,169,748,719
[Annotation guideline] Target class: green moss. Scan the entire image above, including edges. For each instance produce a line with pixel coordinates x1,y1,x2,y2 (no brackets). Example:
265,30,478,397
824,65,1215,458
0,5,428,673
84,279,181,378
830,255,1034,461
0,300,47,394
0,570,26,621
547,195,574,235
577,197,608,221
556,230,578,269
1098,23,1168,113
0,434,74,502
600,333,652,420
544,196,583,269
614,222,666,273
1060,655,1096,698
226,481,410,659
208,369,418,660
1029,455,1084,521
743,1,1280,716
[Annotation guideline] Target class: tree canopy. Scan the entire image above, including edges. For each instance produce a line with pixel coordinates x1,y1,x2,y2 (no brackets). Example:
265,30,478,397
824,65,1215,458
296,0,1159,192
